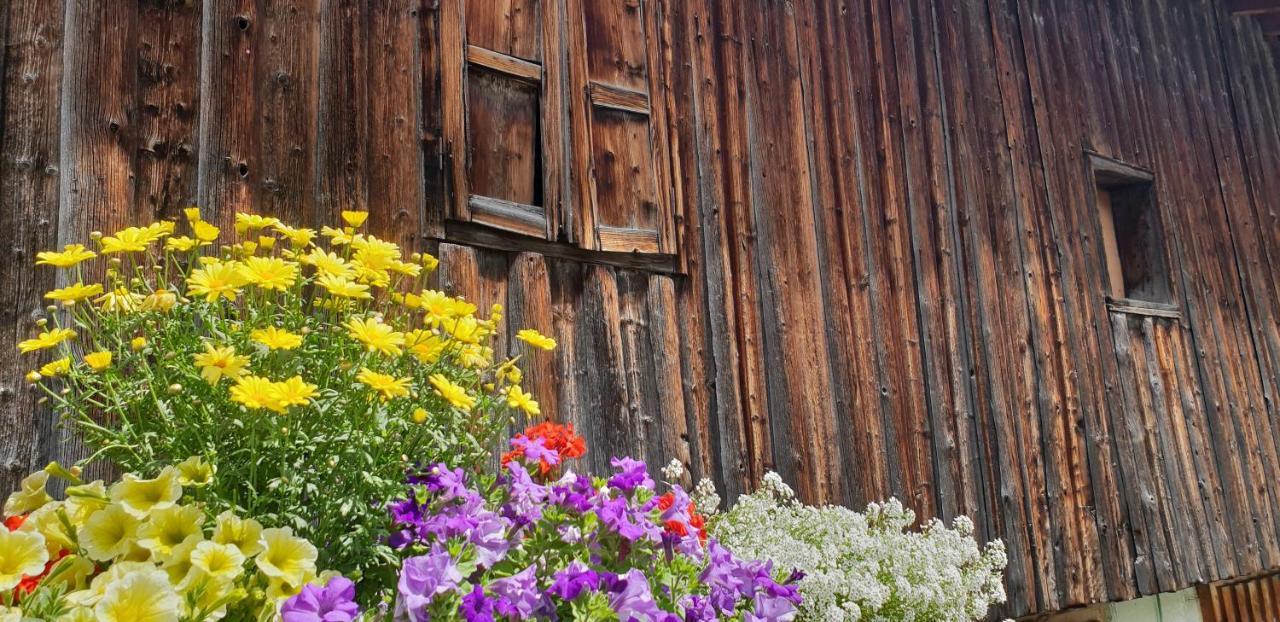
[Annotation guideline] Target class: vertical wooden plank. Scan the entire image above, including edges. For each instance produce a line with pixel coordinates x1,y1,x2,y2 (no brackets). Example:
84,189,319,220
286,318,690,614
0,0,65,495
256,0,320,225
647,274,692,481
572,265,633,473
366,0,427,249
315,0,368,224
136,0,203,220
198,0,259,228
616,271,661,466
505,252,558,421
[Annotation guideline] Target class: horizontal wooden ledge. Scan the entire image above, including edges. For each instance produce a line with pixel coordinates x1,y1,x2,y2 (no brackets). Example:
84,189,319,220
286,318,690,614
1086,150,1155,186
1107,297,1182,320
437,221,679,275
469,195,547,239
597,225,660,254
467,45,543,83
588,82,650,115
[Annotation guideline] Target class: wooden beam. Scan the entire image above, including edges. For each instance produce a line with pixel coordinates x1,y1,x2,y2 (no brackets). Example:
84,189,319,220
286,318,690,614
1226,0,1280,16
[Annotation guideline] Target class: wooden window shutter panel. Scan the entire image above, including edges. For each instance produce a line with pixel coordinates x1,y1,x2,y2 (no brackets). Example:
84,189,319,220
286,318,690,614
439,0,566,240
566,0,677,254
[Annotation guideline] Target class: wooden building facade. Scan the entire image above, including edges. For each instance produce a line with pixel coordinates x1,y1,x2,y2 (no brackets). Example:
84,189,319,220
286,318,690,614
2,0,1280,617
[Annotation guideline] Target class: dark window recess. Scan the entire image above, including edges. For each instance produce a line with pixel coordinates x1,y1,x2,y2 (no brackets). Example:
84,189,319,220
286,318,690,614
1090,153,1171,305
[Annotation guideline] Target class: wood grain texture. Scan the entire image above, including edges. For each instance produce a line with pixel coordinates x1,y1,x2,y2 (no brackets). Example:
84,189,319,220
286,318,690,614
2,2,1280,618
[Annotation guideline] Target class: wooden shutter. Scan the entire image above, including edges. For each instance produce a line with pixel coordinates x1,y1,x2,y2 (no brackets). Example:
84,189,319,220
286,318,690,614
440,0,565,239
566,0,676,254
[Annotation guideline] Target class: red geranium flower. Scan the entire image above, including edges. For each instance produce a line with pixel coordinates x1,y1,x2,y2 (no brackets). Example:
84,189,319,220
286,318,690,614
501,421,587,476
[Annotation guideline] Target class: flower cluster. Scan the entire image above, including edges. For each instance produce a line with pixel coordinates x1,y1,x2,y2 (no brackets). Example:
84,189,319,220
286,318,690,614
18,209,558,598
1,460,352,622
709,473,1008,622
385,425,801,621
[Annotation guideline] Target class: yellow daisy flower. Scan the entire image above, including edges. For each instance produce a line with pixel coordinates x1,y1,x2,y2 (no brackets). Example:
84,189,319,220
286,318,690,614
84,351,114,372
516,328,557,351
109,466,182,519
45,282,104,305
251,326,304,350
341,210,369,227
273,223,317,248
193,344,250,385
320,226,354,246
164,236,201,252
356,368,411,401
505,386,541,416
192,220,221,242
183,207,202,222
234,212,279,234
95,287,145,313
229,375,281,412
99,227,155,254
345,316,405,356
406,330,447,365
39,357,72,378
273,376,318,411
141,289,178,312
421,252,440,271
36,244,97,268
316,273,371,299
18,328,76,353
429,374,475,412
303,248,354,278
0,529,49,592
239,256,299,291
187,261,246,302
442,316,485,345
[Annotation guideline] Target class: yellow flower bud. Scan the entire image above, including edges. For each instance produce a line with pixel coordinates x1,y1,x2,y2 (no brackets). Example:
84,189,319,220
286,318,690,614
90,231,103,241
131,336,147,351
35,318,48,328
412,408,428,424
168,383,183,395
257,235,276,250
25,371,42,383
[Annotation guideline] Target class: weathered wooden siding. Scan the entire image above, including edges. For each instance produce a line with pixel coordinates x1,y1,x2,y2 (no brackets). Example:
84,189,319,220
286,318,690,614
2,1,1279,617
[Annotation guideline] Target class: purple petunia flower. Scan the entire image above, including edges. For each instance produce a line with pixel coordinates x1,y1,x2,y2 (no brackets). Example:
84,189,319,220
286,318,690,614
607,457,655,494
606,569,664,622
460,584,497,622
280,575,361,622
547,561,603,601
397,545,463,621
490,565,545,619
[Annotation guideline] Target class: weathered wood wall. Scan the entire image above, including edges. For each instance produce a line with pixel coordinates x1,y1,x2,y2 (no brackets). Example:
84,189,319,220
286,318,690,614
2,0,1279,617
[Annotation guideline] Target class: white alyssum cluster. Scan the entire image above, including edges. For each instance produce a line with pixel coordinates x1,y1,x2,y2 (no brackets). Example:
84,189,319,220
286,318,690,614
712,472,1008,622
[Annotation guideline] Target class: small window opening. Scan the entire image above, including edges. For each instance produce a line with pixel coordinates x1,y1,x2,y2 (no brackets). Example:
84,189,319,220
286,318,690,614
1090,154,1170,305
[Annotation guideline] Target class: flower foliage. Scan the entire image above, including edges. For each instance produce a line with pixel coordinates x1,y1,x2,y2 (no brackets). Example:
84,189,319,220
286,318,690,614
709,474,1008,622
1,460,351,622
18,209,554,596
385,423,801,621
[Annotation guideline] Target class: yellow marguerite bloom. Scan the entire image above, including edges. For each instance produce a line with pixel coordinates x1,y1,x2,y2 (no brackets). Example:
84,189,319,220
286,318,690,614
316,273,371,299
346,316,405,356
143,221,177,239
356,368,411,401
109,466,181,519
421,252,440,271
273,222,317,248
211,511,264,557
39,357,72,377
351,235,400,272
189,540,245,582
36,243,97,267
99,227,157,254
458,343,492,368
0,529,49,592
4,470,51,516
184,207,202,222
406,330,447,365
141,288,177,312
239,256,299,291
390,259,423,277
96,287,145,313
234,212,279,234
18,327,76,353
84,351,114,372
229,375,280,411
273,376,318,411
420,290,476,324
497,360,523,385
505,386,541,416
164,236,201,252
255,527,317,587
341,210,369,227
175,456,215,488
193,344,250,385
516,328,557,351
93,567,182,622
192,220,221,242
304,248,355,278
45,282,104,305
187,261,246,302
252,326,304,350
78,503,142,561
320,225,354,246
429,374,475,412
137,504,204,557
442,316,485,345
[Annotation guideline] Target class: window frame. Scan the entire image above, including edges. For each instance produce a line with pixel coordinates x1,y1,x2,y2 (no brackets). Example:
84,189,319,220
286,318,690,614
438,0,681,262
1086,151,1179,318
